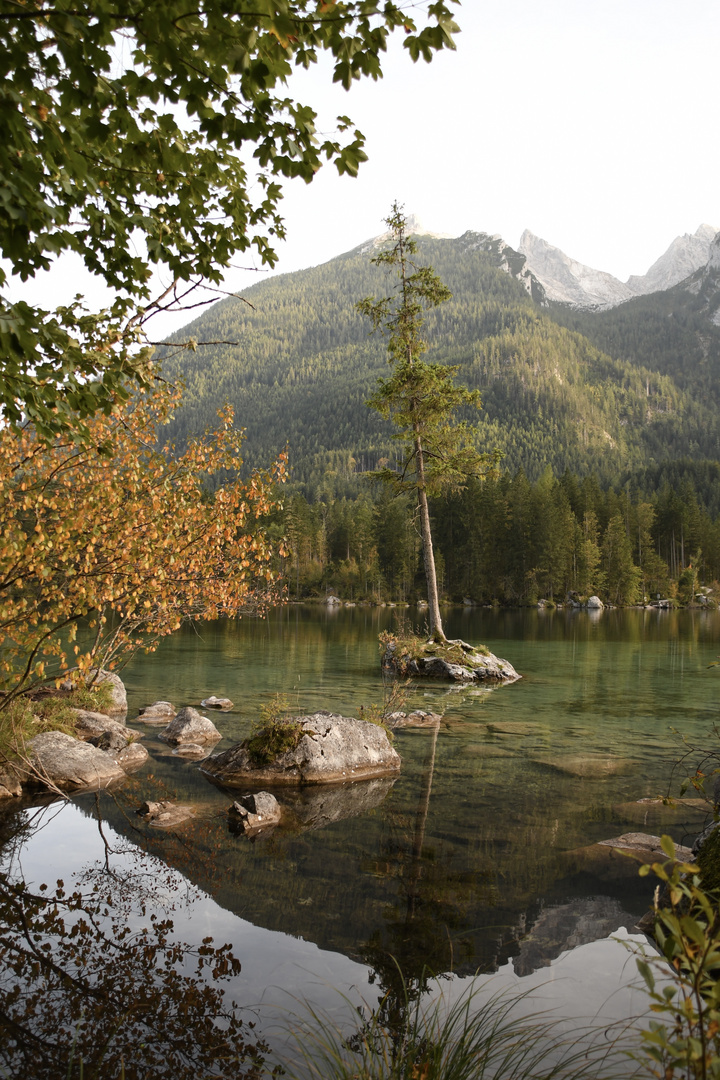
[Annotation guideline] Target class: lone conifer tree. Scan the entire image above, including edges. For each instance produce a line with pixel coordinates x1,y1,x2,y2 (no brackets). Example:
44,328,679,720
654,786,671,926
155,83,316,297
358,204,497,641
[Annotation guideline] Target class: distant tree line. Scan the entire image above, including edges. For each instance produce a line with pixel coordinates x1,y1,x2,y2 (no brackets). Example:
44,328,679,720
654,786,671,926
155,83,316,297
270,467,720,607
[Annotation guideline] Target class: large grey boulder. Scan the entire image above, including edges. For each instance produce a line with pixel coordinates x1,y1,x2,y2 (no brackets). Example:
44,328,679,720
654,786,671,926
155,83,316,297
159,707,221,745
27,731,127,791
201,711,401,787
586,595,604,609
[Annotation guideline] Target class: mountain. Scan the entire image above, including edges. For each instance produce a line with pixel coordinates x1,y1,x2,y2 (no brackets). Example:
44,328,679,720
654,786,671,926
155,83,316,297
518,230,634,308
682,231,720,326
519,224,718,311
157,230,720,494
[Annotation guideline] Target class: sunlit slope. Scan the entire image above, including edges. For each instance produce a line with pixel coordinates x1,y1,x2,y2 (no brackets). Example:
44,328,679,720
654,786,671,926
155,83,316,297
158,234,719,487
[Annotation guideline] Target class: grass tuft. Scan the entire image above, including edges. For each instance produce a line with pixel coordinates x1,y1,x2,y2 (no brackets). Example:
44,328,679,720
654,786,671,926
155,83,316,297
245,694,305,767
282,975,630,1080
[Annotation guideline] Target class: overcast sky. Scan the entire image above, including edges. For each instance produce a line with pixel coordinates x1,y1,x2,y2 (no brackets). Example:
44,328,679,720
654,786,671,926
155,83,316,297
257,0,719,279
10,0,720,337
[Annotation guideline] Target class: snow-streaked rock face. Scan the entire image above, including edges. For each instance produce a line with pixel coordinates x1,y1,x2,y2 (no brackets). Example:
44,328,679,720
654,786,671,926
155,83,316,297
627,224,718,296
518,231,635,309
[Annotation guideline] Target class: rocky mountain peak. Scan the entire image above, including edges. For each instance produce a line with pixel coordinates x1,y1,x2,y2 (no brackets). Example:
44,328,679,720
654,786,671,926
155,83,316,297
518,231,633,309
627,223,719,296
519,224,719,311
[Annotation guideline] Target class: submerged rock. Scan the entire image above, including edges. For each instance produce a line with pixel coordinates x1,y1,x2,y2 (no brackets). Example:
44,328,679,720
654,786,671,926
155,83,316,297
173,742,210,758
137,800,194,828
388,710,442,729
535,754,636,779
201,711,401,787
159,707,221,745
596,832,694,861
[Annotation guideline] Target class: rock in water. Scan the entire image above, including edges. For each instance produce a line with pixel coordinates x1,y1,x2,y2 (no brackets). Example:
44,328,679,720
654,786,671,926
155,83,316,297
201,696,234,709
137,800,193,827
229,791,282,832
201,712,401,787
137,701,176,722
382,638,520,683
72,710,136,741
159,707,221,745
28,731,127,791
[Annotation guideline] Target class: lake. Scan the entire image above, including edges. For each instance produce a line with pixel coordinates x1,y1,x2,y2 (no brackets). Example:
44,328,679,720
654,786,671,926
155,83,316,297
3,605,720,1073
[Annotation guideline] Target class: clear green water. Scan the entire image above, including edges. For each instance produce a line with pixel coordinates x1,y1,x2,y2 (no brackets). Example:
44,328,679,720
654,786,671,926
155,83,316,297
10,606,720,987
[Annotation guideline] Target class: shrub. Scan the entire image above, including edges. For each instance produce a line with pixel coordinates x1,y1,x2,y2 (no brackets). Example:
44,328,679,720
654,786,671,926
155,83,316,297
245,695,305,767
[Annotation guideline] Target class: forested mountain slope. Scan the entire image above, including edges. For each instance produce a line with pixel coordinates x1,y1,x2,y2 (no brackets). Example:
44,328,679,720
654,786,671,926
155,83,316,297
158,233,720,491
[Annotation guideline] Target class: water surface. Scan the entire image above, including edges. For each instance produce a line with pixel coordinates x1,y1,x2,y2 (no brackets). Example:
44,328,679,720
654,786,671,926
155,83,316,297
6,606,720,1008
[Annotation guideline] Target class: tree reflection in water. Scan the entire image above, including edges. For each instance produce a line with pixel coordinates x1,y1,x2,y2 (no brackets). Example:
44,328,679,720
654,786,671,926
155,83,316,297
359,719,469,1040
0,798,271,1080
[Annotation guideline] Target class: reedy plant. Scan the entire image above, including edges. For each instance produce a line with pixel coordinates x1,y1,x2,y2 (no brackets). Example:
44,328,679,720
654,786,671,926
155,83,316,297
283,974,631,1080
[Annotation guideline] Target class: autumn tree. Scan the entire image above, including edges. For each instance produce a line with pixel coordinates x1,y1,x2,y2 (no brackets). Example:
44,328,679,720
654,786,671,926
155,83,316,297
0,384,286,717
358,204,497,640
0,0,459,440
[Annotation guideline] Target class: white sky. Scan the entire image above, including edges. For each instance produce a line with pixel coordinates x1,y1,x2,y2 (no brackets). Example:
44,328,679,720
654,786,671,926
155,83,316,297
9,0,720,338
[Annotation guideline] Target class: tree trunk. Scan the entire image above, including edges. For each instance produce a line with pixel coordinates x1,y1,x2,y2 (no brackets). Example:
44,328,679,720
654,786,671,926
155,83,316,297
416,435,444,641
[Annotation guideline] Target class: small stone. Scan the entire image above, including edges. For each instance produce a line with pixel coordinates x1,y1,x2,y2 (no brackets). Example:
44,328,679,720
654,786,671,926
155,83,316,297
117,742,149,771
137,701,176,723
173,743,208,758
229,791,282,832
0,762,24,799
201,696,234,710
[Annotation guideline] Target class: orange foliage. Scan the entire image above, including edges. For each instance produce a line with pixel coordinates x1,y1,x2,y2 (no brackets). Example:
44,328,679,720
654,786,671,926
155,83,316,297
0,386,286,707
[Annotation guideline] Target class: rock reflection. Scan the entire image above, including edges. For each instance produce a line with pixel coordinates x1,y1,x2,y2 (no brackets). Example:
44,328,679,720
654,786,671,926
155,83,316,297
280,776,396,831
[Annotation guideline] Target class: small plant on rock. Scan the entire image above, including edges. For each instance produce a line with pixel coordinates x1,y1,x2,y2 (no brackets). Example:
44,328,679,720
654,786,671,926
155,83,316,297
245,695,305,767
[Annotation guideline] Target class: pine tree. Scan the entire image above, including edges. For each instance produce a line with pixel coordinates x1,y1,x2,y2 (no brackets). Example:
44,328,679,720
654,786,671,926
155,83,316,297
358,204,497,640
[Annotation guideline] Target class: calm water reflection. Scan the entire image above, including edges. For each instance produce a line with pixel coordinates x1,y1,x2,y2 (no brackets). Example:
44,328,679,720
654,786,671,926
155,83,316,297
7,607,720,988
